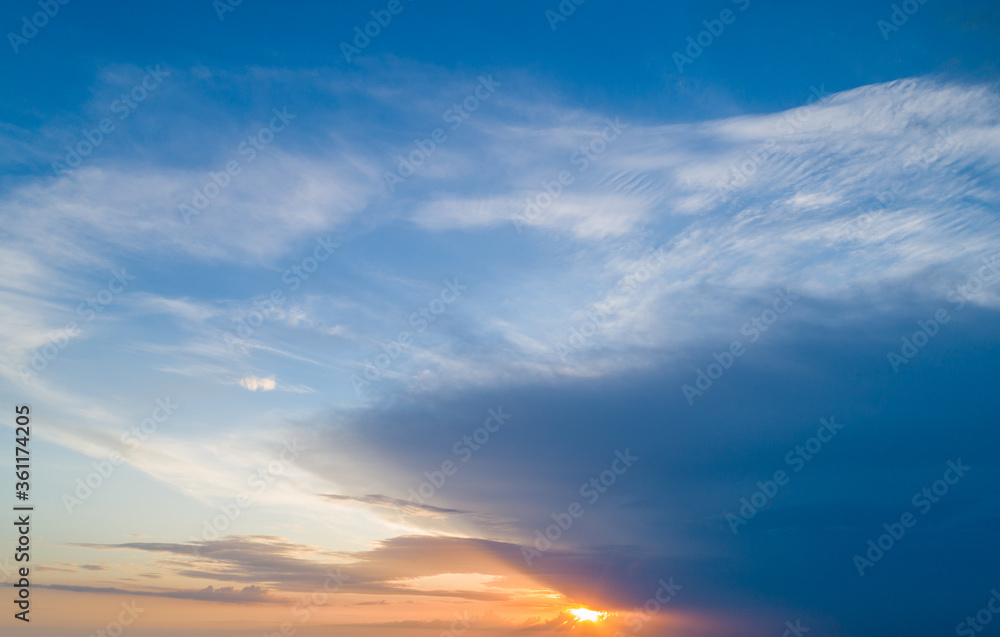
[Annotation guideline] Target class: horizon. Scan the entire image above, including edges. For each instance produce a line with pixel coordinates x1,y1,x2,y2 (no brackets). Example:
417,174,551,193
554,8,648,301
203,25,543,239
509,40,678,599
2,1,1000,636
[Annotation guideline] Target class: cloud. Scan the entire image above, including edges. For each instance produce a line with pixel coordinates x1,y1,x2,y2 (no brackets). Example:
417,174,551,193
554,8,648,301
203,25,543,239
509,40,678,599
381,76,1000,391
239,375,276,392
32,565,75,573
9,72,997,405
5,65,1000,636
69,535,573,603
43,583,280,604
321,493,473,518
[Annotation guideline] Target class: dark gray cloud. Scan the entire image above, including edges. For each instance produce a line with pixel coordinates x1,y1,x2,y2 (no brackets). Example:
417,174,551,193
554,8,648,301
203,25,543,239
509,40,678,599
279,297,1000,635
321,492,473,517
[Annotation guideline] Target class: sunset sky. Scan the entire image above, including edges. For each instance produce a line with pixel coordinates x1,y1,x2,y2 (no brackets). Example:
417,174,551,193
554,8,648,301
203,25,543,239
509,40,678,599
2,1,1000,636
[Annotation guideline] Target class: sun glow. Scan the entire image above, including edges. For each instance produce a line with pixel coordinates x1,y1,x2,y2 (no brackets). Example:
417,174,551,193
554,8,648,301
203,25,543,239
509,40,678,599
568,607,608,623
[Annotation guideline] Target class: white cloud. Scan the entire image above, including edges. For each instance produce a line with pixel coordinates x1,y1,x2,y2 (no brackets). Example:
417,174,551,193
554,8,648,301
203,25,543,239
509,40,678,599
353,77,1000,388
3,71,999,506
239,375,277,391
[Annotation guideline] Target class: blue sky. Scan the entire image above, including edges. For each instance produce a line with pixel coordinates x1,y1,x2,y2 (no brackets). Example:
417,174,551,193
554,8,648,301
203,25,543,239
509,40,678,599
2,1,1000,636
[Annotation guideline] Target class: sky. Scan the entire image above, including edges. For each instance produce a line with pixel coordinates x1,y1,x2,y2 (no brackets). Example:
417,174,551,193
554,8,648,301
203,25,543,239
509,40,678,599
1,1,1000,636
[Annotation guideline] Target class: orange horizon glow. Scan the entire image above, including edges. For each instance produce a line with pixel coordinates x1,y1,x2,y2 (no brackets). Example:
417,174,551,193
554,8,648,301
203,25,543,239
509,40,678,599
568,607,608,623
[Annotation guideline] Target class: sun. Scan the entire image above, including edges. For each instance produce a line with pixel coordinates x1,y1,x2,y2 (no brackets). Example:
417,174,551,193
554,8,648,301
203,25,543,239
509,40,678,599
568,607,608,623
